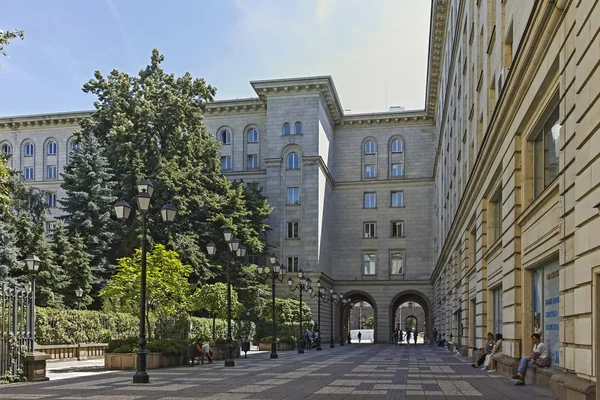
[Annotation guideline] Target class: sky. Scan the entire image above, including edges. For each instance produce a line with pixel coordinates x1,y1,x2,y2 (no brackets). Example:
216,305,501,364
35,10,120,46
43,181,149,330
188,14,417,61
0,0,431,117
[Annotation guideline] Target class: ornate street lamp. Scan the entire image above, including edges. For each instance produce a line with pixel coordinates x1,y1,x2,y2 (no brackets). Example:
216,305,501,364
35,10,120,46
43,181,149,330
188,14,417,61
308,280,326,350
256,255,287,358
206,228,245,367
339,295,351,346
25,254,41,352
287,269,310,354
75,287,84,311
113,179,177,384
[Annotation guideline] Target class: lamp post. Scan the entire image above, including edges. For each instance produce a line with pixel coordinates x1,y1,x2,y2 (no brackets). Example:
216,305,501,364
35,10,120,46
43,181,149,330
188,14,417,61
25,254,41,352
339,296,351,346
308,280,326,351
114,179,177,384
255,254,287,359
327,290,338,348
206,228,245,367
287,270,310,354
75,287,83,311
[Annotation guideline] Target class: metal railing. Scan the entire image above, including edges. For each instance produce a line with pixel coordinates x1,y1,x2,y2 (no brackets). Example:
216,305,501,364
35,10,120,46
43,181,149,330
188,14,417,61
0,283,33,376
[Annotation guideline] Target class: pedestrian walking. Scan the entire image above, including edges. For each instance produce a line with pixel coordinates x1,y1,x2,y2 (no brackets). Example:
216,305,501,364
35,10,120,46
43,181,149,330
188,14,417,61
357,331,362,343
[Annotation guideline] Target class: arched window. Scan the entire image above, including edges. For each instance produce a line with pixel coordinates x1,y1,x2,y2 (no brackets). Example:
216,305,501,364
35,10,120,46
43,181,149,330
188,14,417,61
282,123,291,136
391,139,403,153
287,153,300,170
247,128,258,143
1,143,12,155
24,143,34,157
294,122,303,135
47,141,57,155
364,141,376,155
71,141,80,150
220,130,231,144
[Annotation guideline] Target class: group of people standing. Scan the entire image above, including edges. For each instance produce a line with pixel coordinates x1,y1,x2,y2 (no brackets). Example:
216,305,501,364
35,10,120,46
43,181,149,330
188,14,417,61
393,329,418,344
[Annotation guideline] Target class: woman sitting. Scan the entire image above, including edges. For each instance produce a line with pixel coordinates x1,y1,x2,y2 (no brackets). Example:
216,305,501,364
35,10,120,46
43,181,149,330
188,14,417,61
472,332,495,368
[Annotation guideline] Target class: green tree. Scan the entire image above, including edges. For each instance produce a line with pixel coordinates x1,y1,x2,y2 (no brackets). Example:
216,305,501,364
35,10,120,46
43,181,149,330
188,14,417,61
60,133,117,289
193,282,242,341
0,29,24,66
363,316,374,328
0,158,19,279
259,297,312,341
0,156,10,214
62,232,93,308
100,244,195,338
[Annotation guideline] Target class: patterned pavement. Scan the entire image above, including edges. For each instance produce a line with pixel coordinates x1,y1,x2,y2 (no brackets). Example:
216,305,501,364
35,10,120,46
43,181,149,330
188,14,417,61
0,344,552,399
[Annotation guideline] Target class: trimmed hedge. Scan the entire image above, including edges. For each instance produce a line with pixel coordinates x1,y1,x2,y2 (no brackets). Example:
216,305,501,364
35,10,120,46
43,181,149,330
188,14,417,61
107,338,188,356
35,307,138,345
189,317,256,342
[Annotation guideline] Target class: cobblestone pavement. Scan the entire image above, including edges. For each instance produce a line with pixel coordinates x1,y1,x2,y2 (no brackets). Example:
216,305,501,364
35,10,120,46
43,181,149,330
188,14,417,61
0,344,551,399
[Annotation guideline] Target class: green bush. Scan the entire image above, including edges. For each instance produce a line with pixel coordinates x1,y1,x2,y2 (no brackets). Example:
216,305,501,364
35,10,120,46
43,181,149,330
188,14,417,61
106,338,138,354
189,317,256,342
35,307,138,345
151,312,191,340
146,339,188,356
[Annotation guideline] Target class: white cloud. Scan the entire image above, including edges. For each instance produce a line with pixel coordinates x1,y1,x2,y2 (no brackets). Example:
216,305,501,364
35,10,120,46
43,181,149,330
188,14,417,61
315,0,339,22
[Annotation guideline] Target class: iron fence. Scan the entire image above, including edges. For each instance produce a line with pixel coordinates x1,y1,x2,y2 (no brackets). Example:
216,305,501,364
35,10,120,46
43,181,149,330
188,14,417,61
0,283,33,376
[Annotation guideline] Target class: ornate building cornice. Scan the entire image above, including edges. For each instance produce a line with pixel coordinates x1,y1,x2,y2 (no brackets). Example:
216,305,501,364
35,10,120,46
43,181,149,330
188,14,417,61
0,110,91,130
425,0,450,120
251,76,344,125
205,97,266,115
340,111,430,127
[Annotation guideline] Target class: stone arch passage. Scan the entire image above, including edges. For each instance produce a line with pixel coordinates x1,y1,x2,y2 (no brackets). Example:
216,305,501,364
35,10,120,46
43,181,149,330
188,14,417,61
338,290,377,345
389,290,433,344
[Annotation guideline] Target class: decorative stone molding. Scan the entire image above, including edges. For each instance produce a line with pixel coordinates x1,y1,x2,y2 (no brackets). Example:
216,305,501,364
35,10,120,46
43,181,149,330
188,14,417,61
205,98,266,115
425,0,449,120
0,111,91,130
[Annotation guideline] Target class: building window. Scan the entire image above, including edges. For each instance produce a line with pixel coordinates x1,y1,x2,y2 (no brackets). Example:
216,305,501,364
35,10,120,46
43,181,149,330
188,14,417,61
492,286,503,334
45,221,57,235
47,193,56,208
221,156,231,170
390,251,404,274
24,143,34,157
287,256,299,272
391,163,403,177
247,154,259,169
533,106,560,198
47,165,57,180
532,259,560,366
294,122,303,135
287,153,300,169
287,187,299,205
364,164,375,178
364,141,376,154
363,253,376,275
363,222,376,238
282,123,291,136
47,142,57,155
287,222,299,239
220,130,231,145
364,192,376,208
24,167,34,181
391,191,404,207
1,144,12,155
391,221,404,237
247,128,258,143
489,187,502,243
391,139,403,153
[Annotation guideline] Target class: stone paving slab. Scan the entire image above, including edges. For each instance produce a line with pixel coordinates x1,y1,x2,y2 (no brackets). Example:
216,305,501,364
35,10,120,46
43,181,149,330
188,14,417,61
0,345,552,399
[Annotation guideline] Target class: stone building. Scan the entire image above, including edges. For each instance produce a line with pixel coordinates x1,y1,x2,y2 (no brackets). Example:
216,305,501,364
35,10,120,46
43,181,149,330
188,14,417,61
1,0,599,395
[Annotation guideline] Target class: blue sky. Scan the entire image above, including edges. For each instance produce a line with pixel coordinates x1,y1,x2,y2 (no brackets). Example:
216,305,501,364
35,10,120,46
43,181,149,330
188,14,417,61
0,0,431,117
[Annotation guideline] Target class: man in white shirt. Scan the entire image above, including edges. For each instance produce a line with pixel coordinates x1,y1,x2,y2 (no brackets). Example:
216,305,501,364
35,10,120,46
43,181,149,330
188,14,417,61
513,333,550,385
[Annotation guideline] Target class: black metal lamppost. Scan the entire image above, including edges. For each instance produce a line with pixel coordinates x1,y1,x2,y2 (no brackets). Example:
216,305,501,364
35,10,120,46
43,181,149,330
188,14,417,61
287,270,311,354
114,179,177,384
206,229,246,367
339,295,351,346
75,287,83,311
255,254,287,359
326,290,338,348
25,254,41,352
307,280,326,351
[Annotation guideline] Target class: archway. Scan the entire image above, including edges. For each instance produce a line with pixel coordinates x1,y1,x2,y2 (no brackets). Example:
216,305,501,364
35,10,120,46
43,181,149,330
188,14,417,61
390,290,433,344
338,291,377,344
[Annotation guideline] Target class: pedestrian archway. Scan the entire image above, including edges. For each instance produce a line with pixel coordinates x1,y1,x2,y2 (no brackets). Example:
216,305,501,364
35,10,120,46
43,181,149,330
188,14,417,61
338,290,376,344
390,290,433,343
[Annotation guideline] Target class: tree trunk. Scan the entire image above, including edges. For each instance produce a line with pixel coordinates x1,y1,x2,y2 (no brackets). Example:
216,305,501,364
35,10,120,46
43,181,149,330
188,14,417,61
212,314,216,341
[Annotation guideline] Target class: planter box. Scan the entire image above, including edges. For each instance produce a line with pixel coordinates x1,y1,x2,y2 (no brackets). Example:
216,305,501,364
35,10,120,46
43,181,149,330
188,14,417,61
105,352,184,370
257,342,294,351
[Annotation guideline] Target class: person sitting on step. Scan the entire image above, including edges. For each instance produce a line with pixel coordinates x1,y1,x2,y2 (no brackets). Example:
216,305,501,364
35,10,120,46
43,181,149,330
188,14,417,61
513,333,550,385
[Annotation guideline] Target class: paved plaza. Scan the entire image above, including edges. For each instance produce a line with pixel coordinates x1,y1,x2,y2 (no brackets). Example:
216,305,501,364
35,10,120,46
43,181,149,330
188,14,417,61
1,344,551,399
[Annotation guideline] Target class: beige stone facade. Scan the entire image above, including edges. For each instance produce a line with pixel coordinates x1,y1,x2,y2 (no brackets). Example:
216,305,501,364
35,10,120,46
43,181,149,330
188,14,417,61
431,0,599,390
